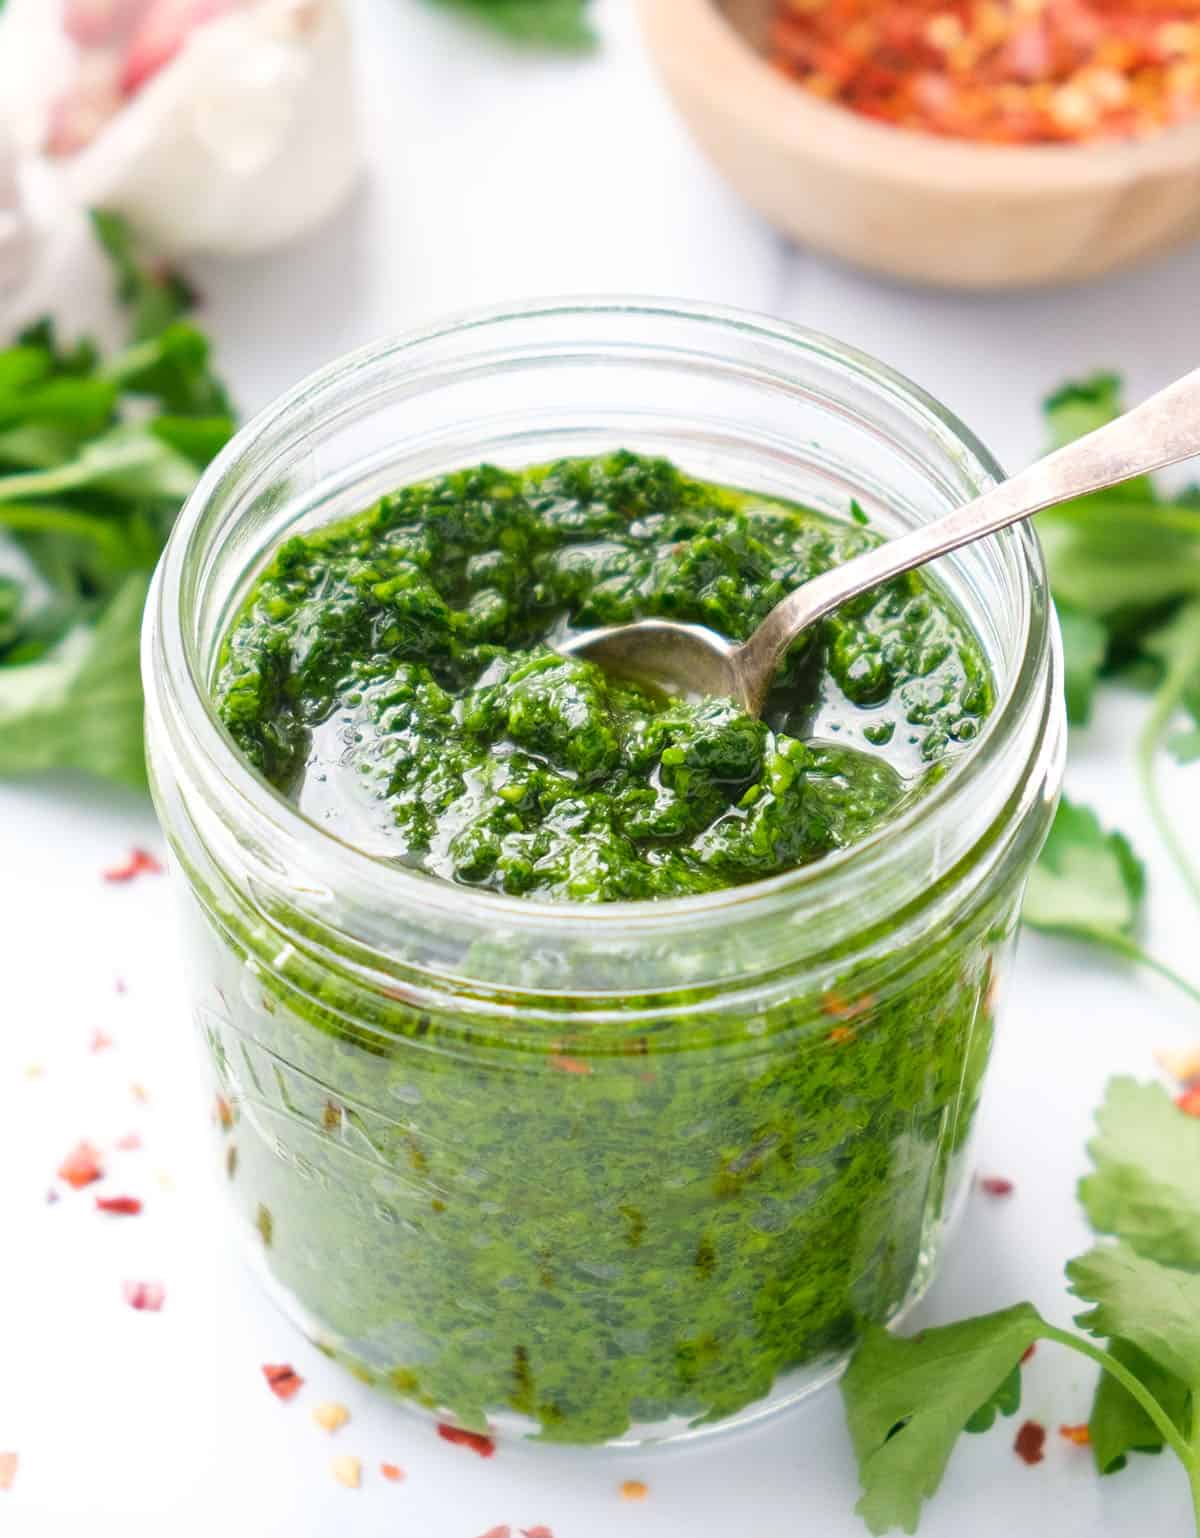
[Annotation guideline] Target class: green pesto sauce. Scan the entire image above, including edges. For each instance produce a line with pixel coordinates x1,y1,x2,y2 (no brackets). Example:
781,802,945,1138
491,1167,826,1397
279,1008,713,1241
194,453,1008,1445
215,453,991,901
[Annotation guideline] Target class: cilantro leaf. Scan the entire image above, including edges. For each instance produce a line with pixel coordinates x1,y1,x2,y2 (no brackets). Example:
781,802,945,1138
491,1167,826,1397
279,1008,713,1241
1055,602,1108,726
0,572,149,785
1090,1338,1191,1475
1079,1077,1200,1269
1022,796,1143,945
1069,1243,1200,1388
427,0,596,48
842,1305,1043,1535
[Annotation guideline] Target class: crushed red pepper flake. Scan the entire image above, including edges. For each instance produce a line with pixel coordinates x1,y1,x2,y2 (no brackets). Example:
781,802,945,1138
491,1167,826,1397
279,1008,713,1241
548,1054,592,1076
437,1423,496,1457
1176,1086,1200,1118
262,1363,304,1401
1014,1419,1046,1465
620,1480,649,1501
1060,1422,1091,1445
115,1131,142,1151
58,1140,104,1189
1020,1342,1037,1364
122,1279,165,1311
89,1028,114,1052
822,988,875,1021
103,847,163,883
215,1095,234,1130
521,1528,555,1537
97,1195,142,1215
380,1462,405,1482
979,1175,1015,1197
768,0,1200,144
0,1452,17,1492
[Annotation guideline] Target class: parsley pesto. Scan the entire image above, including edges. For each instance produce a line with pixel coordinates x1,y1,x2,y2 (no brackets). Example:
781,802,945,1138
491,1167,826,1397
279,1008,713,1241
215,454,990,899
195,451,1006,1443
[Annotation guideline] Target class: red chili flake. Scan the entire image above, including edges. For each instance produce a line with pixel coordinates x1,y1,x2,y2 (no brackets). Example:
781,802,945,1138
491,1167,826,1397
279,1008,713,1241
262,1363,304,1401
1177,1086,1200,1118
103,846,163,882
122,1280,165,1311
620,1480,649,1501
0,1452,17,1491
979,1175,1015,1197
380,1462,405,1482
97,1195,143,1215
1060,1423,1091,1446
822,989,875,1021
215,1095,234,1130
437,1423,495,1457
115,1131,143,1151
90,1028,114,1052
58,1140,104,1189
1014,1420,1046,1465
521,1529,555,1537
1020,1342,1036,1365
548,1054,591,1076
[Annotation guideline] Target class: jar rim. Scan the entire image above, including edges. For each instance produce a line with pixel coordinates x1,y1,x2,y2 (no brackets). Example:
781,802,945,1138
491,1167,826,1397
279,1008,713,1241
148,295,1056,938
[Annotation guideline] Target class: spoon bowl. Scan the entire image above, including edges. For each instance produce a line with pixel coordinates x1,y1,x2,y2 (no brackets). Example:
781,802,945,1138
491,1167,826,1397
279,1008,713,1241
560,364,1200,714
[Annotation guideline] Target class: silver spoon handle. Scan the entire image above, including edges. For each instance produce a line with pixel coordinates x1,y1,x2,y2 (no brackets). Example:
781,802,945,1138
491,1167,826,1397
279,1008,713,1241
737,365,1200,689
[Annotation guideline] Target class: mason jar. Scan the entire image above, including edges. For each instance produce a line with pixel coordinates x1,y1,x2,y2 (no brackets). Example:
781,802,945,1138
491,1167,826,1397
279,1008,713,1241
142,299,1064,1447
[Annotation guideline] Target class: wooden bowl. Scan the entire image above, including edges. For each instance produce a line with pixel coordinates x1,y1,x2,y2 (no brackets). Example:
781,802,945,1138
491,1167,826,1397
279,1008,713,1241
637,0,1200,289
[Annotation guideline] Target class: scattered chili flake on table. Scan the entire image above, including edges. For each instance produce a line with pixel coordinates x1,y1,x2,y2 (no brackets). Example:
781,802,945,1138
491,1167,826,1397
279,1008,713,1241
115,1131,142,1151
979,1175,1015,1196
330,1455,361,1489
436,1423,495,1457
620,1480,649,1501
58,1140,104,1188
521,1528,554,1537
262,1363,303,1401
89,1028,114,1052
1060,1422,1091,1445
97,1195,142,1215
1177,1085,1200,1117
122,1280,165,1311
103,847,163,882
768,0,1200,144
1155,1044,1200,1083
0,1452,17,1492
1014,1419,1047,1465
380,1462,405,1482
313,1401,349,1432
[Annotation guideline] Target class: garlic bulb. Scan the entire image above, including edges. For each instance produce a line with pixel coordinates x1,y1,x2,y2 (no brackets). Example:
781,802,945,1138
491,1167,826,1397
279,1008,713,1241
0,0,360,262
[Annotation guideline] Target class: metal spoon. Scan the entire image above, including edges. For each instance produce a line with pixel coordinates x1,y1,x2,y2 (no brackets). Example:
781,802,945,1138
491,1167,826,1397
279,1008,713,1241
562,368,1200,716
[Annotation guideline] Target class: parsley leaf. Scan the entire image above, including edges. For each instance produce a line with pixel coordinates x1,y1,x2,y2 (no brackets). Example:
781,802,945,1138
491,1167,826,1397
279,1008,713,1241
427,0,596,48
0,212,233,786
842,1305,1044,1535
1079,1077,1200,1270
1089,1338,1191,1474
1055,601,1107,726
1022,796,1143,943
1069,1244,1200,1387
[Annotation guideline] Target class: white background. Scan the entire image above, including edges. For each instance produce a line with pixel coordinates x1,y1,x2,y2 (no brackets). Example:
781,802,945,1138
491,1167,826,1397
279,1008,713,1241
3,2,1200,1534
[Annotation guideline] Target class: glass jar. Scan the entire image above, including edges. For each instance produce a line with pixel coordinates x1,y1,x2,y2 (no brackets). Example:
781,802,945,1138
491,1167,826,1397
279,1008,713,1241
143,300,1064,1447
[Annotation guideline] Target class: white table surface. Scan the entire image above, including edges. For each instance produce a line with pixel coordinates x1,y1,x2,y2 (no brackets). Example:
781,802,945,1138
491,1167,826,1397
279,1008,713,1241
3,2,1200,1534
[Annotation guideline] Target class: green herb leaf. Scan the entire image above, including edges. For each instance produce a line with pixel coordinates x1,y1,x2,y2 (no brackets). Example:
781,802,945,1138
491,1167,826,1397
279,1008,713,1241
1089,1337,1191,1474
1069,1243,1200,1388
841,1305,1044,1535
0,571,149,785
1056,602,1107,726
90,210,197,340
1138,601,1200,911
1022,796,1143,945
1079,1077,1200,1269
428,0,597,48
